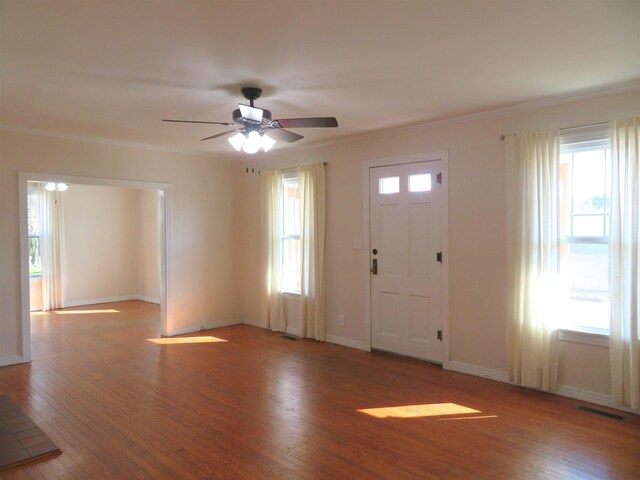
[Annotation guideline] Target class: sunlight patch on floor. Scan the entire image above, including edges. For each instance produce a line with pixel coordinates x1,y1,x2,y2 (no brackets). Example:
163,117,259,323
437,415,498,421
358,402,481,419
146,336,228,345
53,309,120,315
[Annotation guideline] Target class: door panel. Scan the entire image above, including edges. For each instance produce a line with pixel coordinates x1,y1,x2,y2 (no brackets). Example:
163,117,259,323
370,160,443,362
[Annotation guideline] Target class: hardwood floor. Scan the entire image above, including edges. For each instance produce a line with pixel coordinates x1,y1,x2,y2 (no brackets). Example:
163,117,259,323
0,300,638,479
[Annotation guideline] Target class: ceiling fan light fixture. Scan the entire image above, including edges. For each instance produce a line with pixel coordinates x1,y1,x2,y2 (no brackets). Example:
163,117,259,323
261,133,276,152
228,132,245,151
45,182,57,191
242,131,262,154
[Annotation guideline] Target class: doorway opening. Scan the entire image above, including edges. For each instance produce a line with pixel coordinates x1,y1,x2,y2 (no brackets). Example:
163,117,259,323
18,173,172,363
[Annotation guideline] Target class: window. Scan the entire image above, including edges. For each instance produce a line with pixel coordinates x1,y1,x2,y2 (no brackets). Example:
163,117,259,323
559,126,611,333
379,176,400,194
27,186,41,277
281,175,301,293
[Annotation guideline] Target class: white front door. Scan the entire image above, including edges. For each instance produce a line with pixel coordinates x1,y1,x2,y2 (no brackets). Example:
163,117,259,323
369,160,444,363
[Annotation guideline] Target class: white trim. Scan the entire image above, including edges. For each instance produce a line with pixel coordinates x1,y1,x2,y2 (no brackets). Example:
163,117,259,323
61,295,161,308
446,361,510,383
554,384,615,410
0,355,25,367
242,317,266,328
138,296,161,305
18,172,172,360
362,151,450,364
559,329,610,347
167,319,242,337
325,334,368,351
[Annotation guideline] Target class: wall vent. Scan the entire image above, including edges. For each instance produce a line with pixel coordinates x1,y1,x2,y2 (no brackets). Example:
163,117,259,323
576,405,625,422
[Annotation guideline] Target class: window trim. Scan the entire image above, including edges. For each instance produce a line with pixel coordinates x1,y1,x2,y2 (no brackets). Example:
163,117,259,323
280,174,301,294
559,127,612,336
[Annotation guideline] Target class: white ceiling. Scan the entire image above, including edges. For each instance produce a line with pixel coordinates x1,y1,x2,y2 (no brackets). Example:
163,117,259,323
2,0,639,155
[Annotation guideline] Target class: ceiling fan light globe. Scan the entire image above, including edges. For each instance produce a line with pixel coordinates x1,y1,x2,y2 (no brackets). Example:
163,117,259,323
45,182,56,191
242,131,261,154
57,183,69,192
261,133,276,152
228,132,245,151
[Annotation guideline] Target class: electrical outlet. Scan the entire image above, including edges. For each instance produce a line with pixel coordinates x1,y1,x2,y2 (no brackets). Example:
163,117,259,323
180,304,186,312
338,314,345,327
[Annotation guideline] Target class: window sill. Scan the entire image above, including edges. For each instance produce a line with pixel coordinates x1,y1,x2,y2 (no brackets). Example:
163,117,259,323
559,328,609,347
281,291,300,301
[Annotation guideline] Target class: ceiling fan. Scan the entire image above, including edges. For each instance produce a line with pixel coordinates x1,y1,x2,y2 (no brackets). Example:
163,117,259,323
162,87,338,153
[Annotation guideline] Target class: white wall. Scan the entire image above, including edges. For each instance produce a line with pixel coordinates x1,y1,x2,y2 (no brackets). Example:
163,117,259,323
240,88,640,406
0,130,243,363
62,184,160,306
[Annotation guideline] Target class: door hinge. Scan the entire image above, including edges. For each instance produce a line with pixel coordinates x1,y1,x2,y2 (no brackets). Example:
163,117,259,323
437,330,443,342
436,251,442,263
436,172,442,184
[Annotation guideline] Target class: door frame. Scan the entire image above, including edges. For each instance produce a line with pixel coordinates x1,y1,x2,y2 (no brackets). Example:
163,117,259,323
18,172,173,363
362,151,450,367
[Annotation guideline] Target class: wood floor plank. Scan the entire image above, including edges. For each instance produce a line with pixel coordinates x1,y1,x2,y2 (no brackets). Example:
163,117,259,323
0,300,638,479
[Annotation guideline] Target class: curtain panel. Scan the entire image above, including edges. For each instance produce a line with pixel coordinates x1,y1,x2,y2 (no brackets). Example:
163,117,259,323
260,169,285,332
38,185,66,311
506,131,561,391
609,117,640,410
298,163,326,341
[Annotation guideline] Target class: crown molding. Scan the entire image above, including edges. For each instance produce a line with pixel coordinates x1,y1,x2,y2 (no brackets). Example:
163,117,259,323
0,124,224,159
267,79,640,157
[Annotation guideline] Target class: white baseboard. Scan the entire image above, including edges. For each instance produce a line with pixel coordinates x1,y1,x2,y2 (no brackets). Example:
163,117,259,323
242,317,266,328
137,296,160,305
167,318,243,337
64,295,139,307
447,360,639,414
0,355,25,367
446,360,510,383
325,334,368,351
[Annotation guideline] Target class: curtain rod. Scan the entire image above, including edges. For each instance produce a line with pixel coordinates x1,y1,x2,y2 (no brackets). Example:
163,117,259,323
499,121,610,141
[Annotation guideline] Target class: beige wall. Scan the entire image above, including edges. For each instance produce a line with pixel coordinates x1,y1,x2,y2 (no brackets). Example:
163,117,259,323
137,188,161,303
240,88,640,400
62,184,160,306
0,130,243,362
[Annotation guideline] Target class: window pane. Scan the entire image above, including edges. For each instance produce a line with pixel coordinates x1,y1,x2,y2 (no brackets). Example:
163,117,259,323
572,215,605,237
283,180,299,236
28,189,39,235
409,174,432,192
560,242,609,331
379,176,399,194
282,238,301,293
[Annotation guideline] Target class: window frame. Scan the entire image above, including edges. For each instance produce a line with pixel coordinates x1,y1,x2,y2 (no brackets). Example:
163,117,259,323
558,126,611,337
280,172,301,295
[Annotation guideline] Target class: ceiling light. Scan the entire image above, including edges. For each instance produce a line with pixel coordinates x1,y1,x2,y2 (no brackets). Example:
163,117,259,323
44,182,69,192
242,131,261,154
228,132,245,151
227,130,277,154
261,133,276,152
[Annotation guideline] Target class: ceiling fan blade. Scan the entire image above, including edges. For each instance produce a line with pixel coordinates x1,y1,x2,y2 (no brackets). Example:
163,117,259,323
239,104,264,122
163,119,236,126
200,130,238,142
275,117,338,128
268,128,304,143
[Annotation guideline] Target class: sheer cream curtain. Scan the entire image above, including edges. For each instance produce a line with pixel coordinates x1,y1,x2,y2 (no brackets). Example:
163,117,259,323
261,169,286,332
38,184,66,311
609,117,640,410
506,130,561,391
298,163,326,341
